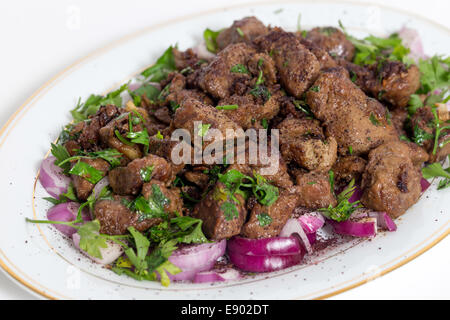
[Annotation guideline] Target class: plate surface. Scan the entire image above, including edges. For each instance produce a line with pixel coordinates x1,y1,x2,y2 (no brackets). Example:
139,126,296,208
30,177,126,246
0,0,448,300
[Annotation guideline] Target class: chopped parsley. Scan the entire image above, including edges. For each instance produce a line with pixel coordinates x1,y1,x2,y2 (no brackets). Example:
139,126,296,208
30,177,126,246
221,201,240,221
140,166,154,183
56,148,123,169
260,118,268,129
309,86,320,92
231,64,249,74
203,28,223,53
257,213,273,227
369,112,381,126
252,173,279,206
339,20,411,66
216,104,239,111
422,159,450,190
70,84,128,122
69,161,104,184
412,124,433,146
319,179,362,222
293,100,314,118
197,123,211,137
141,46,177,82
129,84,160,106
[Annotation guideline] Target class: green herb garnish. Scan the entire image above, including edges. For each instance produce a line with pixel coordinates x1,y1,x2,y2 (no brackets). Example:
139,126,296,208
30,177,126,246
141,46,176,82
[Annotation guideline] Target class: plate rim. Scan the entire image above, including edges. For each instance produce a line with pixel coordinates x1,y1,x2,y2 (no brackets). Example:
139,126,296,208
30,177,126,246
0,0,449,300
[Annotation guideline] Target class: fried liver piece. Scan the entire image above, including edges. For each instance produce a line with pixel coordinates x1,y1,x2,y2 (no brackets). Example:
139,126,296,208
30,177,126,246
217,89,281,129
339,59,420,108
360,141,423,218
306,67,398,155
197,43,255,99
331,155,367,184
241,187,300,239
295,171,337,209
216,16,269,50
108,154,173,196
277,117,338,172
192,182,247,240
172,97,244,149
72,158,110,201
305,27,355,61
255,28,320,98
141,181,184,216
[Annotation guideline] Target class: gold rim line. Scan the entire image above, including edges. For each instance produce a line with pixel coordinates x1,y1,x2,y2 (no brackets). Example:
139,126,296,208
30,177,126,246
0,0,449,300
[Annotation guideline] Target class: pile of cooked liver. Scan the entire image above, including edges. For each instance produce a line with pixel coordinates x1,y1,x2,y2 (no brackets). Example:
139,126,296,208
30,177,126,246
63,17,446,241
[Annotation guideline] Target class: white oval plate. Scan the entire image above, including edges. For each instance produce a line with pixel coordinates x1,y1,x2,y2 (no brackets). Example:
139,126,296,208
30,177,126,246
0,0,449,300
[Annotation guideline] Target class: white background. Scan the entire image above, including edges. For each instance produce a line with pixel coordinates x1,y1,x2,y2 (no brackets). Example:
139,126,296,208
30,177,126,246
0,0,448,299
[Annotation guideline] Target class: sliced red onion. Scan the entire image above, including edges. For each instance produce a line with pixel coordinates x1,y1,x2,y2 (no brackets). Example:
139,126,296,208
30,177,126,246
280,218,313,254
353,210,397,232
307,232,316,245
373,212,397,232
398,26,426,61
348,185,363,204
47,202,91,237
192,42,216,60
39,156,71,198
227,249,304,273
193,267,242,283
329,217,377,237
168,240,226,281
227,236,301,256
92,176,109,199
298,212,325,234
72,232,123,265
420,178,431,192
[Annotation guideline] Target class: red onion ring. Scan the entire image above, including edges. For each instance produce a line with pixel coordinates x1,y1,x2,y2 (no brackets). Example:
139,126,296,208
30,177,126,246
329,217,378,237
193,267,242,283
39,156,71,198
420,178,431,192
168,240,226,281
227,249,304,273
47,202,91,237
280,218,313,254
227,236,301,256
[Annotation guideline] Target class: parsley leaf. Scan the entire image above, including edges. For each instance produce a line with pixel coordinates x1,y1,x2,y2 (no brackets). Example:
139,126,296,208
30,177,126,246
252,173,279,206
257,213,273,227
221,201,240,221
412,124,433,146
417,56,450,94
129,84,160,106
319,179,362,222
77,220,109,259
57,148,123,169
408,94,424,116
71,84,128,122
197,123,211,137
231,64,250,74
203,28,223,53
69,161,104,184
141,46,176,82
139,166,154,183
216,104,239,111
50,143,71,174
